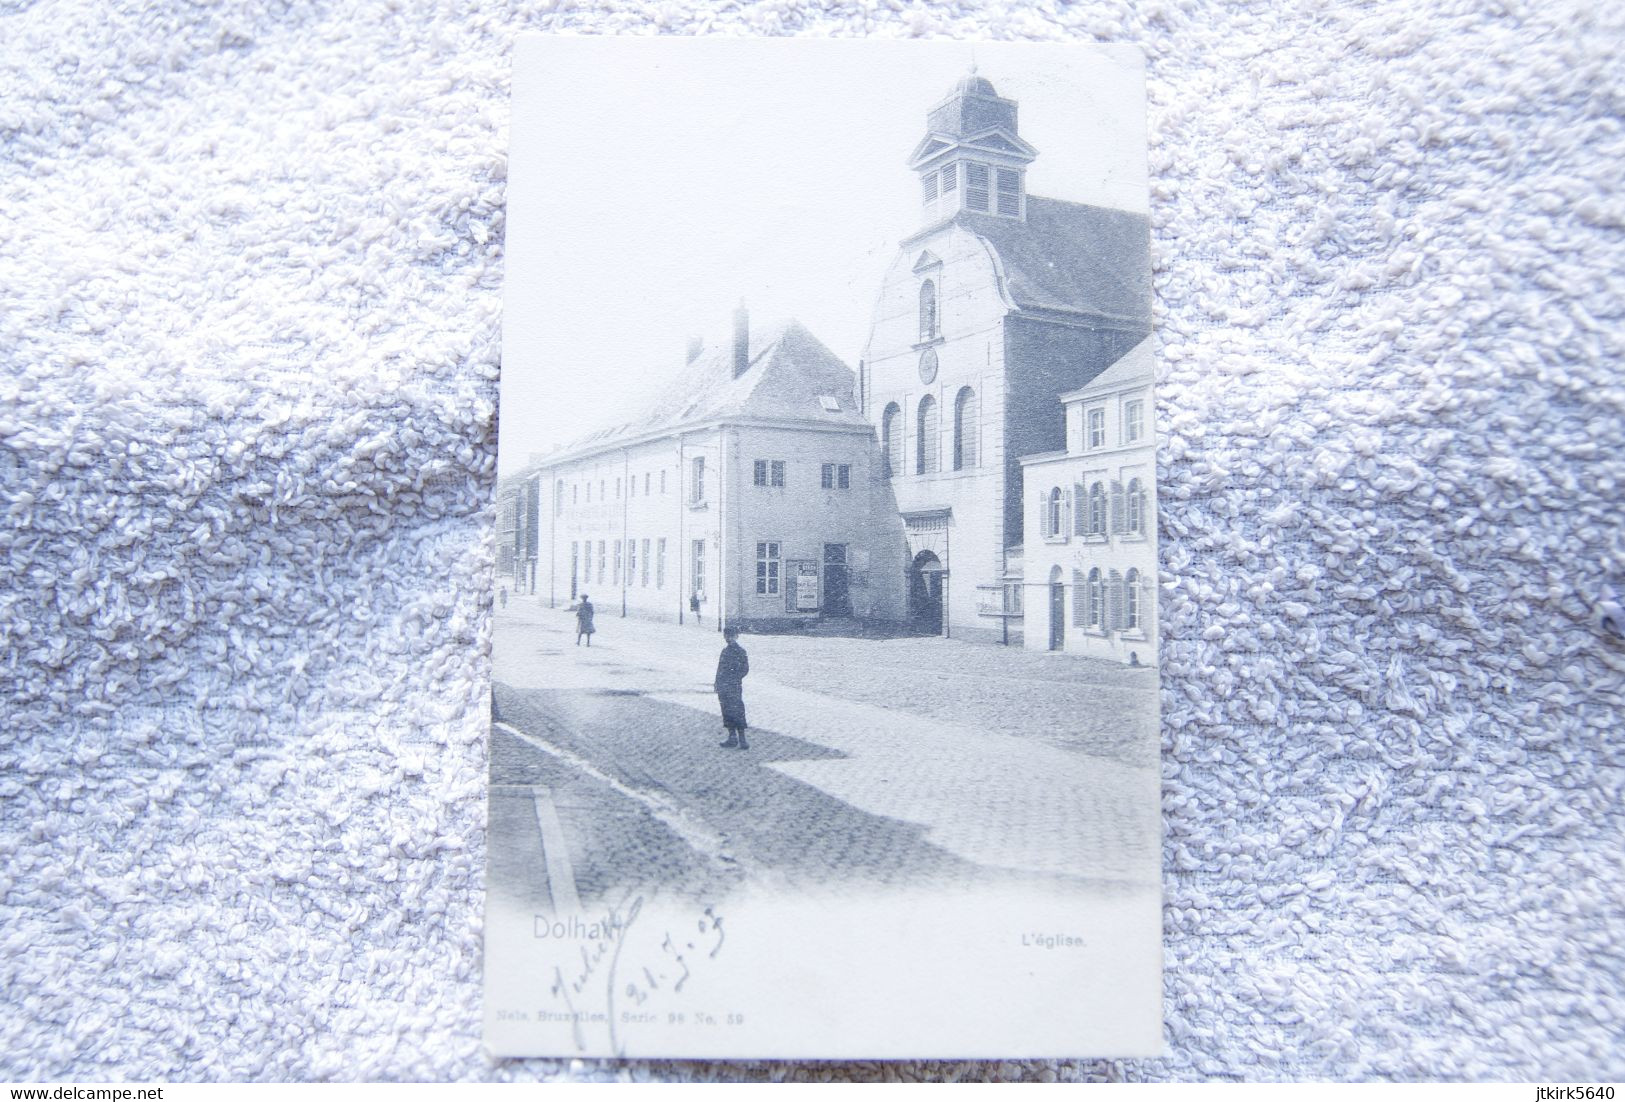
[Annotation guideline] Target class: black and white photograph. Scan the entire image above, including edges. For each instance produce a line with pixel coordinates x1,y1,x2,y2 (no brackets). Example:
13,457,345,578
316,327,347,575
487,37,1160,1059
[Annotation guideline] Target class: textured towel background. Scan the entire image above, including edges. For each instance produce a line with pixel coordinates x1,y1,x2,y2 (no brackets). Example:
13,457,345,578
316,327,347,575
3,0,1623,1083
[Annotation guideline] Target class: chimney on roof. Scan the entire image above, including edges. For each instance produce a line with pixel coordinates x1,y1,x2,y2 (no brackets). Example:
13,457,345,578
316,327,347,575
686,336,703,364
733,301,750,379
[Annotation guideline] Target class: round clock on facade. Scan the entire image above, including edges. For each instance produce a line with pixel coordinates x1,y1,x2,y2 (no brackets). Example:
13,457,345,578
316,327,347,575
918,348,939,385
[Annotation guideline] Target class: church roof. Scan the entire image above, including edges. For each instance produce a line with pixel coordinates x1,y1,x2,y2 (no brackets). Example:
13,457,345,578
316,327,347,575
535,320,865,466
954,196,1152,325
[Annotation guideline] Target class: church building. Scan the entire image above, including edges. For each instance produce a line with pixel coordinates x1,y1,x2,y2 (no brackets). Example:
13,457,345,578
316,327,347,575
502,311,907,632
860,73,1152,644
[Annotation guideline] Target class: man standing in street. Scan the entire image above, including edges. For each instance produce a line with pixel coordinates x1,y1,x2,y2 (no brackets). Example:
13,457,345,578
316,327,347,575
714,626,749,749
575,594,595,646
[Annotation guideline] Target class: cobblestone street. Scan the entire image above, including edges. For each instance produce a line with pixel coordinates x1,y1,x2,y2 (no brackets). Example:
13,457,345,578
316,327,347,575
489,599,1160,914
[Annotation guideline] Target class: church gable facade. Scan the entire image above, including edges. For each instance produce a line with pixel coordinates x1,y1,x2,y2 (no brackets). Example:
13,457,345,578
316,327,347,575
862,72,1152,645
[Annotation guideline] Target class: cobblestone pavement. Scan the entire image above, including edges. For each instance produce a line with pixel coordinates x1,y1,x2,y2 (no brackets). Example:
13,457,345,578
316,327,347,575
490,600,1159,909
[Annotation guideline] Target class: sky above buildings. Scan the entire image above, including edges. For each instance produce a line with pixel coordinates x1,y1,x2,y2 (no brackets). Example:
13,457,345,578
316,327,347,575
501,38,1147,475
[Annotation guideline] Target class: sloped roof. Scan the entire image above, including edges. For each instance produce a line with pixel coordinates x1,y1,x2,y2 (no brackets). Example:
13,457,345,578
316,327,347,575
1063,335,1154,399
535,320,865,466
955,196,1152,325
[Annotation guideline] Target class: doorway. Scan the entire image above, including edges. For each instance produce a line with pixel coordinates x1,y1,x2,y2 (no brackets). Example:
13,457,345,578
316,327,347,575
1048,566,1065,651
909,550,944,635
823,543,851,616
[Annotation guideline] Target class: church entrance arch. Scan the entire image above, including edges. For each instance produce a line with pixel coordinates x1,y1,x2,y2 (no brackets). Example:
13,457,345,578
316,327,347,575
909,551,945,636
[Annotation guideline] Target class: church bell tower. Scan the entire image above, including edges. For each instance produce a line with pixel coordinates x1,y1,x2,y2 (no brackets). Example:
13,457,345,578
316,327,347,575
908,71,1039,227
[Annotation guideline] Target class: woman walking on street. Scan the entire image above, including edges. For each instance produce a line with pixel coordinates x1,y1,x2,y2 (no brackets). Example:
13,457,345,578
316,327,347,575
575,594,595,646
715,626,750,749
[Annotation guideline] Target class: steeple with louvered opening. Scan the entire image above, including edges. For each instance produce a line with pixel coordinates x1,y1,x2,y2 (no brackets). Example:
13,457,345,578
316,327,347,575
908,71,1038,226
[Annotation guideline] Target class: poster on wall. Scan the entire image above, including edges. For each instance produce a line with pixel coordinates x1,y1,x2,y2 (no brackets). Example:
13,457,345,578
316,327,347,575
488,36,1161,1058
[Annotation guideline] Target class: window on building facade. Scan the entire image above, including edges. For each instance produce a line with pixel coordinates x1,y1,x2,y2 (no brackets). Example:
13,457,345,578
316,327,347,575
656,538,666,589
597,540,606,585
691,539,705,600
1048,487,1063,538
1126,478,1145,536
616,477,622,499
838,463,850,489
1088,408,1106,449
954,386,977,470
690,456,705,504
756,541,781,596
882,403,902,479
627,538,636,585
821,463,834,489
1089,482,1107,536
919,280,938,341
641,539,650,587
754,459,768,486
1125,568,1142,630
584,482,590,503
917,395,939,475
1087,568,1104,630
572,483,578,505
614,540,623,585
1125,399,1144,444
771,460,785,487
660,469,667,494
965,162,990,211
570,542,579,596
599,480,605,500
996,168,1022,216
644,472,651,495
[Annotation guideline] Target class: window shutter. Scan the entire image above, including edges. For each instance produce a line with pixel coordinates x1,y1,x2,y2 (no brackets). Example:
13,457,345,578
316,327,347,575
1142,572,1156,630
1072,570,1087,626
1062,487,1073,538
1137,484,1149,536
1035,490,1048,537
1072,483,1086,536
785,569,796,613
1107,570,1125,630
1111,482,1126,535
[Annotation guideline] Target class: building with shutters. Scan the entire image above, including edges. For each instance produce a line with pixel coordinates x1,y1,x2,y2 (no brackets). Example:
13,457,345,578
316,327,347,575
1019,337,1157,664
859,72,1152,645
498,310,908,632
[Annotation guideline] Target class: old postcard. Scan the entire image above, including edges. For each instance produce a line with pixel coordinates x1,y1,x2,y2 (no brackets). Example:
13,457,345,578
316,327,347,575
488,37,1160,1059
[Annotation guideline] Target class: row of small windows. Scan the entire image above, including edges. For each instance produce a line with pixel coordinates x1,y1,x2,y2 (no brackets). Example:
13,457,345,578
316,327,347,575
557,469,671,513
1041,480,1148,541
880,388,978,478
1070,568,1149,633
922,162,1023,217
1082,399,1146,451
569,538,668,591
750,458,852,490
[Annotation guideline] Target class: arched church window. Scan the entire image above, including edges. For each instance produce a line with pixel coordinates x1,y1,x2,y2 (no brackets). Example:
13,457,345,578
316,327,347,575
916,395,939,475
919,281,938,341
881,403,902,479
953,386,977,470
